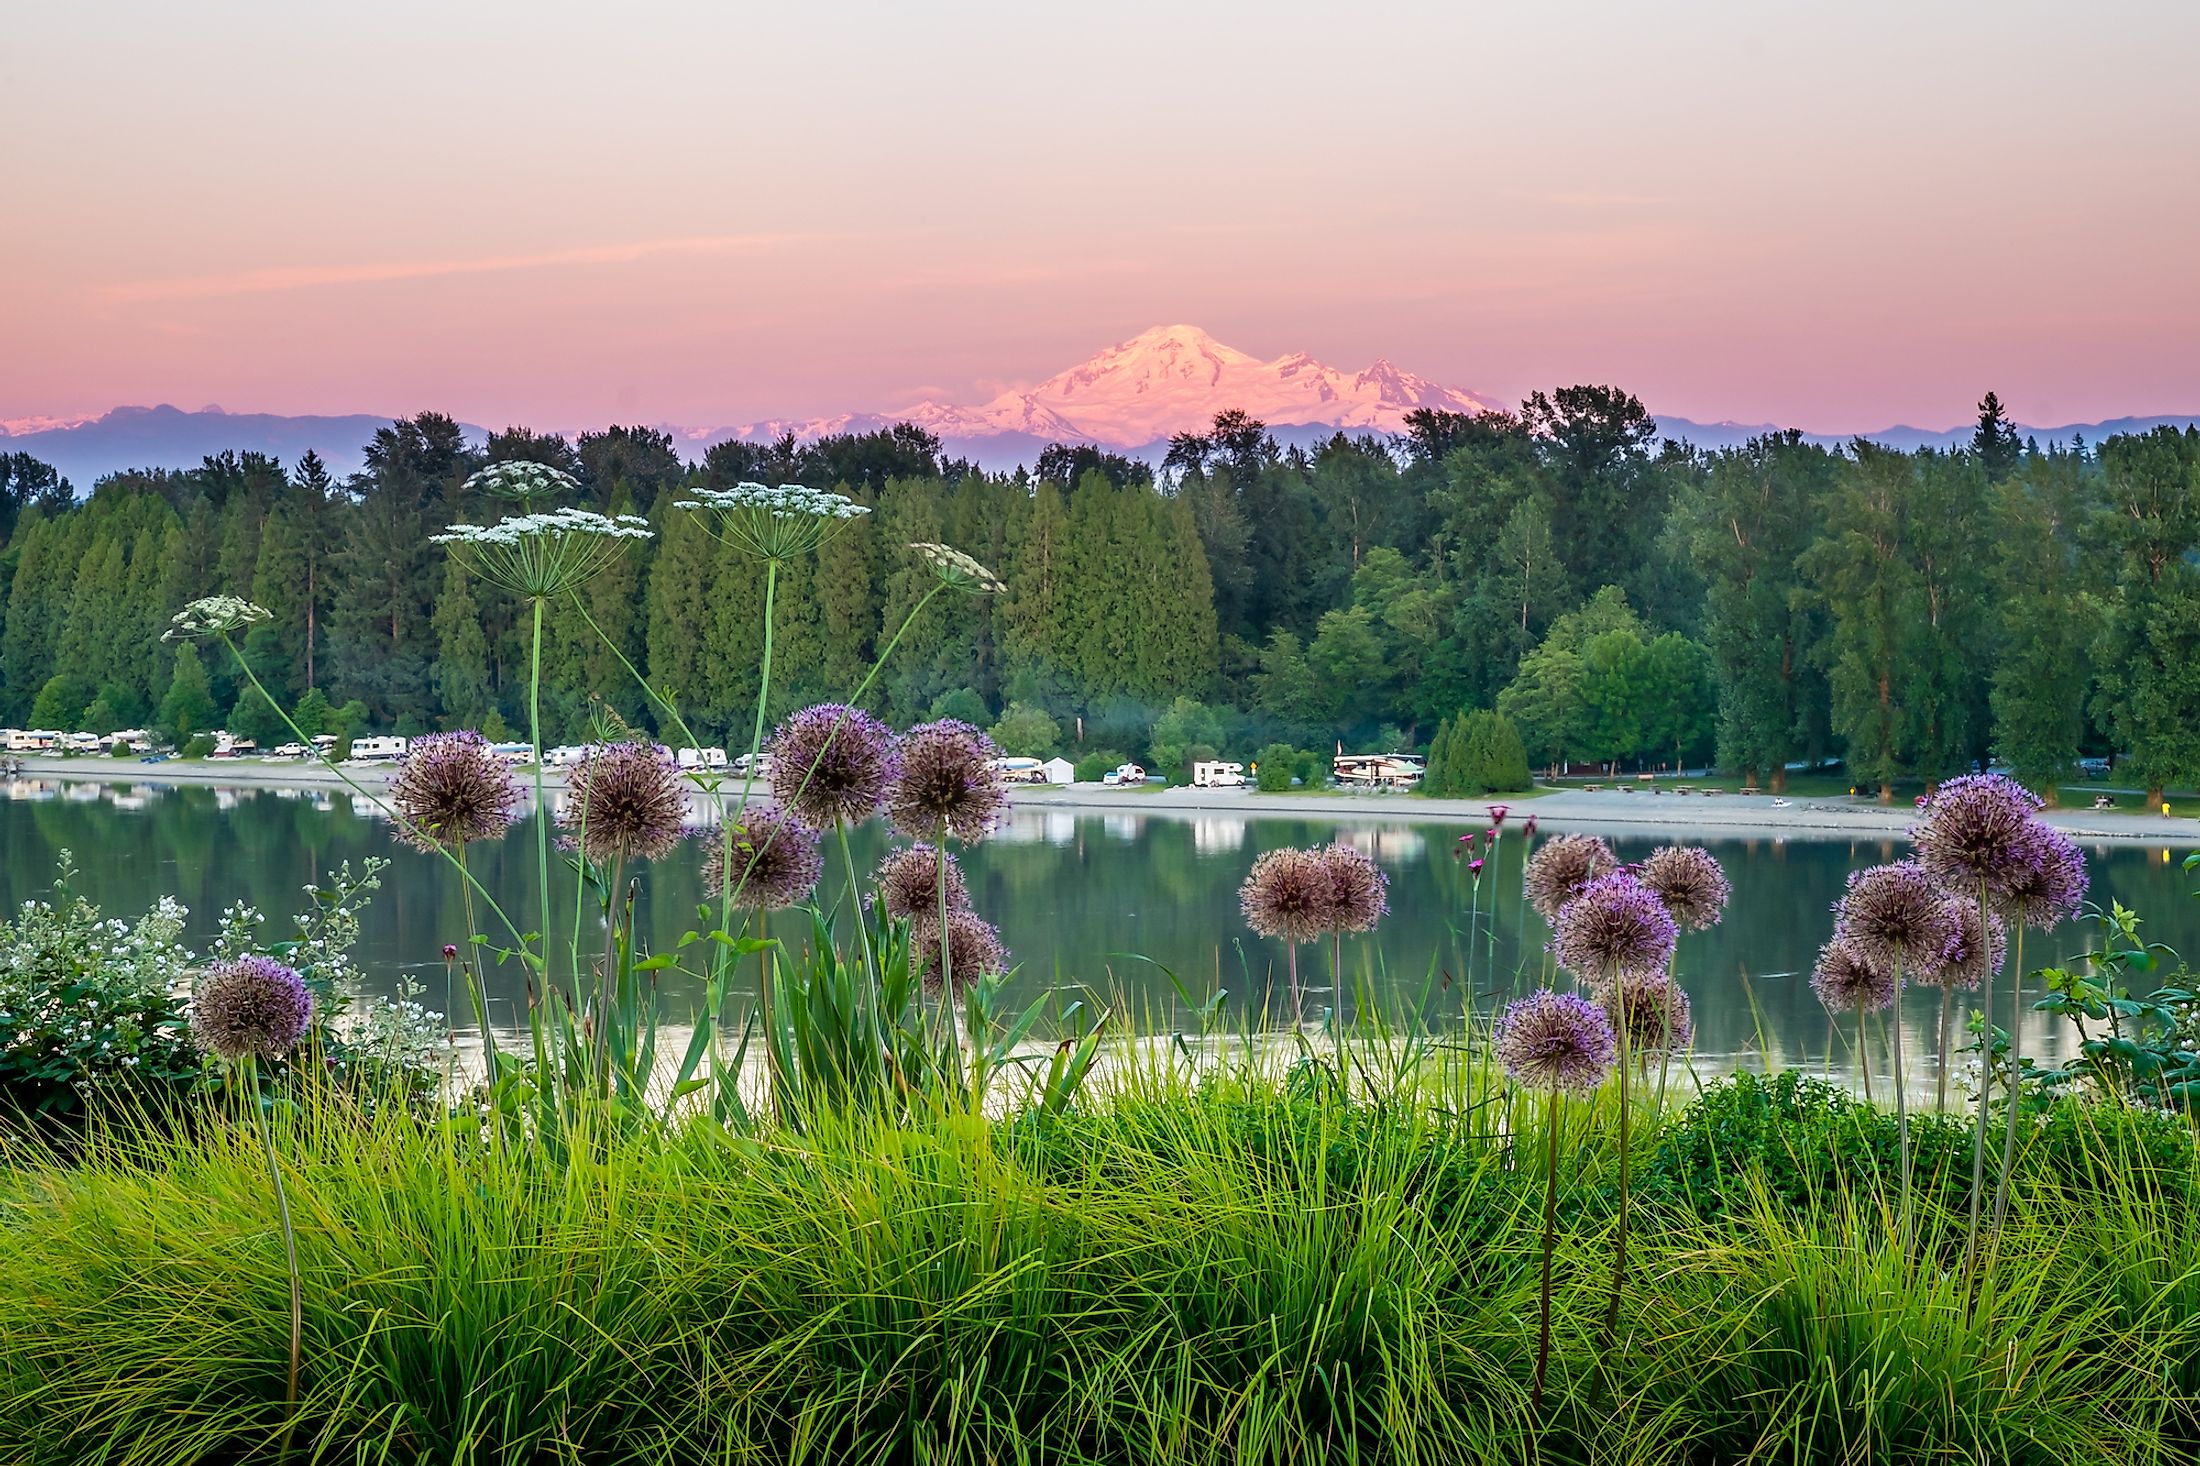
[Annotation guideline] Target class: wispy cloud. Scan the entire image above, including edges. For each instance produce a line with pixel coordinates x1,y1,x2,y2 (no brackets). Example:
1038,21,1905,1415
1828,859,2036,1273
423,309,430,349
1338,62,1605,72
99,233,804,304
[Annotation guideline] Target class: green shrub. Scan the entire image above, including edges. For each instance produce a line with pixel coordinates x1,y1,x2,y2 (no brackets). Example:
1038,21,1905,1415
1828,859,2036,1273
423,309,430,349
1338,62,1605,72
1253,742,1299,791
990,701,1060,758
179,732,217,759
1073,749,1124,784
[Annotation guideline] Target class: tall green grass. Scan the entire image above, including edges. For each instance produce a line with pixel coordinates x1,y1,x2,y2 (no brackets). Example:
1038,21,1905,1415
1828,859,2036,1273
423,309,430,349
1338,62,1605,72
2,1055,2195,1464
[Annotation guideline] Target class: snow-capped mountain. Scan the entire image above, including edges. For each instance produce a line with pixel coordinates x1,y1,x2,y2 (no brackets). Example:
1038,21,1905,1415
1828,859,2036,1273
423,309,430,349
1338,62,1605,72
694,325,1502,457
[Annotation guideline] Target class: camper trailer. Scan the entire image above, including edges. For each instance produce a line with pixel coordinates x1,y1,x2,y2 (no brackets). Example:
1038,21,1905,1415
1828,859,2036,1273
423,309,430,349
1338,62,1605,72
1191,760,1247,788
676,746,729,771
987,756,1048,785
348,735,409,762
1332,753,1425,791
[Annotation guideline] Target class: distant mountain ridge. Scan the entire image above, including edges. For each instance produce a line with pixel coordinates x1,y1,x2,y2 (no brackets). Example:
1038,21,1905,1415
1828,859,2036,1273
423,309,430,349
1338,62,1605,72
8,326,2197,484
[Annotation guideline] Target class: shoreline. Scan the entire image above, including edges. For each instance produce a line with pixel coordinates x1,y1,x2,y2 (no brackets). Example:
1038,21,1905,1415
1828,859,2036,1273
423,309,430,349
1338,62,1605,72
13,755,2200,846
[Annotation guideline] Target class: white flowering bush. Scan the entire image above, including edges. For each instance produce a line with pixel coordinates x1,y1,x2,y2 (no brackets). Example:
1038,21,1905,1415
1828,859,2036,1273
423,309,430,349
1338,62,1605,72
0,855,204,1125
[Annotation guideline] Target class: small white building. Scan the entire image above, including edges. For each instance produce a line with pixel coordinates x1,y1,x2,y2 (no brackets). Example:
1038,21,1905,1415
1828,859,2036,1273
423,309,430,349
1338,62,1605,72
1041,756,1075,786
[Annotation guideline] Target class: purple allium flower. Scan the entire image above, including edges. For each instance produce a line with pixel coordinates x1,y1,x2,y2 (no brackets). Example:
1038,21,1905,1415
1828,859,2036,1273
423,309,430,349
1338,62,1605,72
887,718,1007,842
1638,845,1731,932
912,908,1008,995
766,703,899,830
1810,938,1898,1014
1929,895,2006,991
1604,973,1694,1057
1317,842,1388,934
192,955,314,1063
1550,873,1678,989
1995,823,2088,931
561,741,687,864
1834,862,1956,975
1495,989,1618,1095
874,842,969,921
1240,847,1335,945
1912,773,2046,900
701,803,823,911
1524,833,1618,921
389,730,522,852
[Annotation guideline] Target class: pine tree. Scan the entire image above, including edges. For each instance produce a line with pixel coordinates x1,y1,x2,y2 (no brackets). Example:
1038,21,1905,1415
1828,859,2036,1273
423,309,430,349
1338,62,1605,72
158,641,219,745
432,559,495,728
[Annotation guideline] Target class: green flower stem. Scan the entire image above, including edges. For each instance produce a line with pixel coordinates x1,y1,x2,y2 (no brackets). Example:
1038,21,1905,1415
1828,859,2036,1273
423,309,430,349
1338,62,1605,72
1989,924,2028,1246
1892,960,1912,1261
1600,1000,1634,1360
838,821,880,1024
1530,1086,1562,1419
1962,877,1993,1308
214,635,530,972
529,597,556,1005
241,1059,302,1448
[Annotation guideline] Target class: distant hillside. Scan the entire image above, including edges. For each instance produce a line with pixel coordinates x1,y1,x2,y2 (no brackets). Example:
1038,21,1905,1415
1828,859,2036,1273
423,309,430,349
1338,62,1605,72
8,328,2195,484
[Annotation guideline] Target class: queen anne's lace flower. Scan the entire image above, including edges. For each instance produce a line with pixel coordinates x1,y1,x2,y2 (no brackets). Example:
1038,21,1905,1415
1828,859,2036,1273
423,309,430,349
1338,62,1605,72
164,596,273,641
433,508,652,599
910,541,1005,594
674,481,869,561
467,460,584,506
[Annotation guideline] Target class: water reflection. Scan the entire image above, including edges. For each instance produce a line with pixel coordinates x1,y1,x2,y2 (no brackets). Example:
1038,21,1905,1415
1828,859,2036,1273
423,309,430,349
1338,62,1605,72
2,778,2194,1094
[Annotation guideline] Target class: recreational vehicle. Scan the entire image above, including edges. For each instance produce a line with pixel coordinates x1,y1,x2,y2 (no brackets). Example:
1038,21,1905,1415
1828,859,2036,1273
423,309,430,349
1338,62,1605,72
987,756,1048,784
348,736,408,762
1332,753,1425,791
1191,760,1247,788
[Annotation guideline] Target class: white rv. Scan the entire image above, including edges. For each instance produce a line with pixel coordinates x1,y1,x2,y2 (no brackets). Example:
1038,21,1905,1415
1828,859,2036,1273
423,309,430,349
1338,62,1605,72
1191,760,1247,788
677,746,729,771
348,735,408,762
987,756,1047,785
1101,762,1148,788
1332,753,1425,790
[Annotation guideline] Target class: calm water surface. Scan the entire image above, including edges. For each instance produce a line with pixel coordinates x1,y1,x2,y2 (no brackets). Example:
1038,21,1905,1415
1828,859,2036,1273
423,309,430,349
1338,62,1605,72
6,777,2197,1081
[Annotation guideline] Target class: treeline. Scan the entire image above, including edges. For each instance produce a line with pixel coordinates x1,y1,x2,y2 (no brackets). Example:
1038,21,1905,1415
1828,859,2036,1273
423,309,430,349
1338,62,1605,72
2,393,2197,801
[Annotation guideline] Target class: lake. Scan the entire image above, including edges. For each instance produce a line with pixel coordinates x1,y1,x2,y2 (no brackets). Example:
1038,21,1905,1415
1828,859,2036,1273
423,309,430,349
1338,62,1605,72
6,776,2197,1084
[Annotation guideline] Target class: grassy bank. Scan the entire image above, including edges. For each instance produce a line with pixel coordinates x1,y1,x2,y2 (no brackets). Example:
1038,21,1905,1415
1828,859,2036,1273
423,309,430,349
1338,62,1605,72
4,1058,2196,1465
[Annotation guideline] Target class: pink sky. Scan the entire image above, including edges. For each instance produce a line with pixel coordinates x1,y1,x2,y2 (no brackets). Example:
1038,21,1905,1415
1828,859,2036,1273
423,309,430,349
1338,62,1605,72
5,1,2197,433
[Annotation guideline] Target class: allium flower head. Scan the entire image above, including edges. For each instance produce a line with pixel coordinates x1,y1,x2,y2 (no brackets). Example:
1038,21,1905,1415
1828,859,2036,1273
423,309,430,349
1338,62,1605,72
164,596,273,642
193,955,314,1063
1913,773,2047,899
912,908,1008,995
875,843,970,921
701,803,823,910
887,719,1008,842
673,481,867,561
910,541,1005,594
1639,845,1731,931
561,741,687,864
1810,937,1898,1014
466,459,581,507
1524,833,1618,921
1495,990,1618,1095
767,704,900,830
1317,842,1388,934
1550,873,1678,988
1240,847,1335,945
390,730,522,852
1994,823,2087,931
1605,974,1695,1057
1930,896,2006,991
1834,862,1956,975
